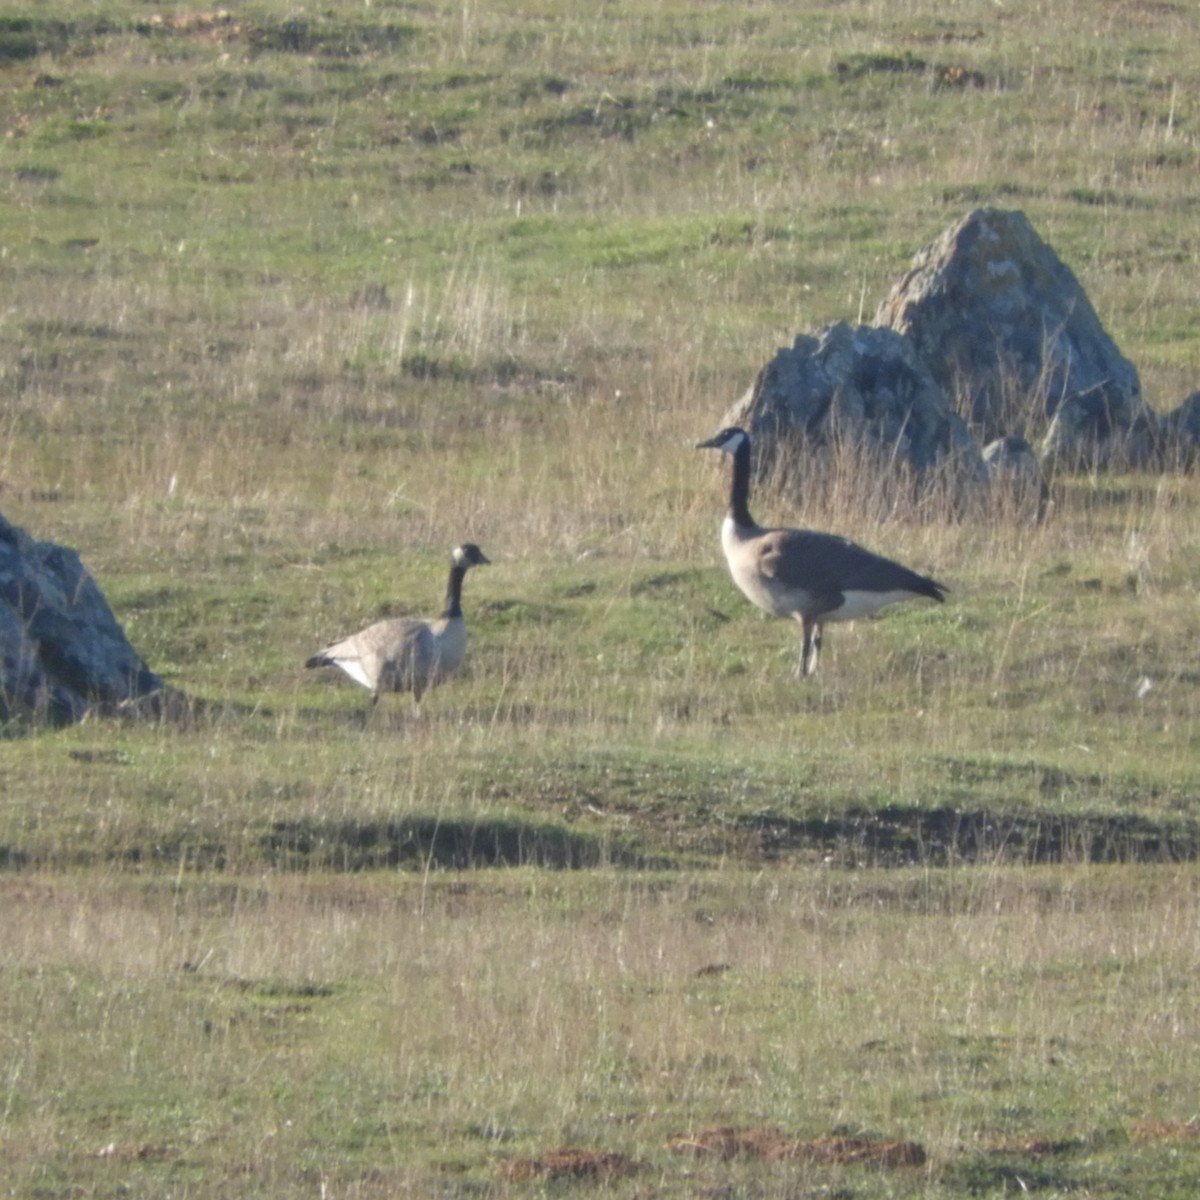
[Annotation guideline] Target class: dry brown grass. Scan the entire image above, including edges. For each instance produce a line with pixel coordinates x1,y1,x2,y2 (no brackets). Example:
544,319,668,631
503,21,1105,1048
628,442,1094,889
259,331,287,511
5,866,1200,1193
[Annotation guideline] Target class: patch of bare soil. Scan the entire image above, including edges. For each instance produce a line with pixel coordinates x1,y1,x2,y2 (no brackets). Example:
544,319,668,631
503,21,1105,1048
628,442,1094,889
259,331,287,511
985,1119,1200,1155
1130,1120,1200,1144
143,11,241,39
498,1147,641,1182
669,1126,926,1169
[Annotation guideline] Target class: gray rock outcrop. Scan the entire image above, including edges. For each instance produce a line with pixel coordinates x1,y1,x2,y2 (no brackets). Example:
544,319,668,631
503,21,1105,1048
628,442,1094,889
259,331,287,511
0,512,163,724
724,207,1200,497
721,321,986,492
875,208,1148,467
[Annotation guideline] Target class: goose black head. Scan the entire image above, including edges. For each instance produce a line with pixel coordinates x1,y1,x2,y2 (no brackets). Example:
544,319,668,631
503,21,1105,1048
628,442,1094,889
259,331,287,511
452,543,491,568
696,427,749,456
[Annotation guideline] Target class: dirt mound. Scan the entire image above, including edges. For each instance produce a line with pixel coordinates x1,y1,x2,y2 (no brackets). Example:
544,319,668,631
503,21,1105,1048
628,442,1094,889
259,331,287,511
1130,1120,1200,1144
669,1126,926,1169
498,1147,640,1181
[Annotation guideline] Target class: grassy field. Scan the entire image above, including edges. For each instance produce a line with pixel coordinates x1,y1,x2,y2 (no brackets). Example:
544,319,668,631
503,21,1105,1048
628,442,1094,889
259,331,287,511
2,1,1200,1195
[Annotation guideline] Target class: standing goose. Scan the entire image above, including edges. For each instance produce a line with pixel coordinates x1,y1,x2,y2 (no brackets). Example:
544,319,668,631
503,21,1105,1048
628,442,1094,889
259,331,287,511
306,542,490,708
697,427,946,676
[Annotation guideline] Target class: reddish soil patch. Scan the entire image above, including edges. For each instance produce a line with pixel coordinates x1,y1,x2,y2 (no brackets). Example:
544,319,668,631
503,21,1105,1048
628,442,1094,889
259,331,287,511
145,11,239,37
498,1147,640,1182
669,1126,926,1169
1130,1120,1200,1144
987,1121,1200,1155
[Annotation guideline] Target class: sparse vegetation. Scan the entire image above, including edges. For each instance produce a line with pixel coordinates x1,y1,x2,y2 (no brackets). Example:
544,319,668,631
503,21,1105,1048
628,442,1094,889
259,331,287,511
1,1,1199,1195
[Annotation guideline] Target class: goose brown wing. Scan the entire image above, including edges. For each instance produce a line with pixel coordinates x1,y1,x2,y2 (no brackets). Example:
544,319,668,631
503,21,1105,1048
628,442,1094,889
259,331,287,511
754,529,842,612
758,528,945,602
377,618,439,687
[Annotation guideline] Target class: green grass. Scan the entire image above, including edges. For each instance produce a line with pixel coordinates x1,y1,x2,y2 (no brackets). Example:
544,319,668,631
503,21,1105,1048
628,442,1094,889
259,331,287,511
2,0,1200,1195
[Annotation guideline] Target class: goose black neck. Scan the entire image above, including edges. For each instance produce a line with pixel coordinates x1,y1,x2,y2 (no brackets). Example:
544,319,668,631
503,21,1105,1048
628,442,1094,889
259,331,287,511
727,437,756,528
442,564,467,619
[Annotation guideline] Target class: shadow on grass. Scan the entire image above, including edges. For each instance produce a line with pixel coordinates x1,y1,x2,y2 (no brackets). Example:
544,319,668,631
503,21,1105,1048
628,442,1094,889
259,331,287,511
258,816,654,871
744,804,1200,867
216,806,1200,872
943,1157,1085,1195
6,805,1200,874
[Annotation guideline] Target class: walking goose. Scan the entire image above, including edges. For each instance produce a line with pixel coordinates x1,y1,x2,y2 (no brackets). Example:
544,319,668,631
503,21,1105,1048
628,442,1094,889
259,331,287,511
696,427,946,675
306,542,490,707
